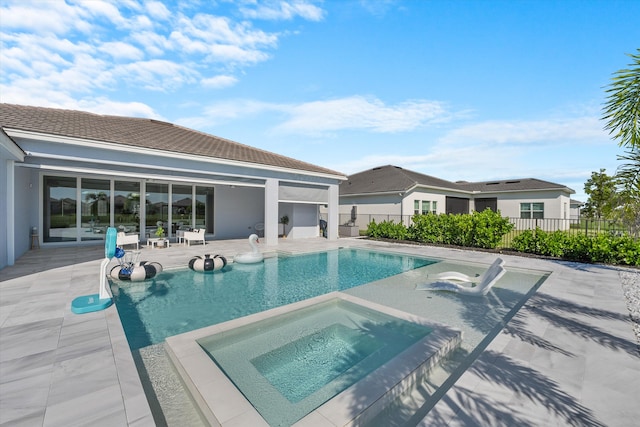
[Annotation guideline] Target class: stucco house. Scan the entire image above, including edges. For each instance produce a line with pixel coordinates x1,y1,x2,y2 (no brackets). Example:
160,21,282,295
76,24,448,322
337,165,575,232
0,104,345,269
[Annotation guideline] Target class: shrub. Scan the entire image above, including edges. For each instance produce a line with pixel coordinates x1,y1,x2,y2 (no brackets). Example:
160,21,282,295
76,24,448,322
366,219,408,240
512,228,640,266
369,210,513,250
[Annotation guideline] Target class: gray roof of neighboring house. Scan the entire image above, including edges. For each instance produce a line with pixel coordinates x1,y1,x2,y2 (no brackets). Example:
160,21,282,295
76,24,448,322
456,178,574,193
341,165,463,195
341,165,574,196
0,103,345,177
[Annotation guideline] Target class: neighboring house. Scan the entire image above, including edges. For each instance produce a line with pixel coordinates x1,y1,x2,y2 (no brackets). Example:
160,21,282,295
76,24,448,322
337,165,575,232
0,104,345,269
570,199,584,220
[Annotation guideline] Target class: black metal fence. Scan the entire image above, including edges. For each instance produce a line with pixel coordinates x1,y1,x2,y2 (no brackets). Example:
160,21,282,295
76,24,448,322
331,213,638,247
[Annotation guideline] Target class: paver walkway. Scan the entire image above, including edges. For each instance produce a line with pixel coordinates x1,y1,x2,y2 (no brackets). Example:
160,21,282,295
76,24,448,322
1,238,638,426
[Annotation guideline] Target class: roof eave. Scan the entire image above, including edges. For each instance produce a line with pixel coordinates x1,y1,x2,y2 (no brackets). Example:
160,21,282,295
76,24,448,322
0,127,26,160
5,128,347,181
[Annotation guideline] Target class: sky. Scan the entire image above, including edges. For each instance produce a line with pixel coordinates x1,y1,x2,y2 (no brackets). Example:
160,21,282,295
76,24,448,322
1,0,639,202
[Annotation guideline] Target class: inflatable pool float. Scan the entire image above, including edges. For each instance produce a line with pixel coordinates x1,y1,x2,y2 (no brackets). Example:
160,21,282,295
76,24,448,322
234,234,264,264
189,254,227,273
110,261,163,281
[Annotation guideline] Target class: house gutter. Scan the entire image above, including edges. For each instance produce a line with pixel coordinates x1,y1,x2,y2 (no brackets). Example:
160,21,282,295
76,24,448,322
5,128,347,182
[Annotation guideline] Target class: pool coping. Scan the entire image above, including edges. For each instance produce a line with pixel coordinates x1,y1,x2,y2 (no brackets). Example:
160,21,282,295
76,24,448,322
165,291,462,427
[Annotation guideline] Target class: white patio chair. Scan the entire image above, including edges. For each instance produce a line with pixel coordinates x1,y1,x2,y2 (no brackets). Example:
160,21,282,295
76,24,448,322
184,228,206,246
116,232,139,249
416,260,506,296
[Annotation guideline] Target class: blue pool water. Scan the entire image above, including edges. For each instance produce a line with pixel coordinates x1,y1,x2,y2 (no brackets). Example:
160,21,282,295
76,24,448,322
197,298,435,426
113,248,436,350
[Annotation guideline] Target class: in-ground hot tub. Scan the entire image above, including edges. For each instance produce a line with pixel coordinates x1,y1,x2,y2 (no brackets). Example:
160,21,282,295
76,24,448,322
165,292,462,426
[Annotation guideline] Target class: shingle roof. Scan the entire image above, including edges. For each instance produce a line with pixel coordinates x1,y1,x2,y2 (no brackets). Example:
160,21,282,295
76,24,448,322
456,178,573,193
0,103,345,177
341,165,463,195
341,165,574,196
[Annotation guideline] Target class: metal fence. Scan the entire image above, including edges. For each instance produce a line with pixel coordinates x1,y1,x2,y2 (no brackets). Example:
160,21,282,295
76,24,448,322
330,213,638,247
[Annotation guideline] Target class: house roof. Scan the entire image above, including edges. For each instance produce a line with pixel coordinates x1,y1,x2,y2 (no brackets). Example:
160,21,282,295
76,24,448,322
341,165,574,196
341,165,463,195
0,103,345,178
456,178,574,193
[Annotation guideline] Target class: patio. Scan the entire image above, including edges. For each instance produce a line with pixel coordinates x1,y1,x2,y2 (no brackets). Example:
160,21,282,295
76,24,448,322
1,237,638,426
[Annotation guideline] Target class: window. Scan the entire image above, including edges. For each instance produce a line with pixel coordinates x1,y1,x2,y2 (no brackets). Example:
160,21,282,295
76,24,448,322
196,186,214,233
520,202,544,219
114,181,140,234
172,185,193,229
432,201,437,214
414,200,420,215
81,178,110,241
421,201,430,215
43,176,77,243
146,183,169,236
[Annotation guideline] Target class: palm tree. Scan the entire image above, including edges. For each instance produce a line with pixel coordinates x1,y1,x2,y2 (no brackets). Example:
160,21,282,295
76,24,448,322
603,50,640,232
603,49,640,151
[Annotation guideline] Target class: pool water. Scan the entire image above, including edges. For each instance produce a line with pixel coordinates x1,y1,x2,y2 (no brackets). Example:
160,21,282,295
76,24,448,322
196,298,435,426
113,248,435,350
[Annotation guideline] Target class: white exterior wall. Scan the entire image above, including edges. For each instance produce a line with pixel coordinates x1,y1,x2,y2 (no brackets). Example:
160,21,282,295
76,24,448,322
1,134,26,269
402,188,451,216
286,203,319,239
214,186,264,239
494,191,573,230
339,187,574,232
339,194,403,228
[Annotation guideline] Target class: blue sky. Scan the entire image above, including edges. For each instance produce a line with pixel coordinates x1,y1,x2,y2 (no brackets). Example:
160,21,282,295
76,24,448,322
1,0,638,202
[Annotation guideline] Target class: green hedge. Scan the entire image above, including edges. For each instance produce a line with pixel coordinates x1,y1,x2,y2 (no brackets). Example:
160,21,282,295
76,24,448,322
366,210,514,250
511,228,640,266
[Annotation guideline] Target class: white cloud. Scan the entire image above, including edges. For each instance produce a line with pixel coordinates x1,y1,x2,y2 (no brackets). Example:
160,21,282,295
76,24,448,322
131,31,170,56
440,117,606,145
239,1,326,21
0,1,88,34
99,41,145,61
0,0,294,104
77,97,162,118
78,1,129,29
178,96,453,136
201,75,239,89
115,60,200,91
145,1,172,21
273,96,451,135
0,85,159,119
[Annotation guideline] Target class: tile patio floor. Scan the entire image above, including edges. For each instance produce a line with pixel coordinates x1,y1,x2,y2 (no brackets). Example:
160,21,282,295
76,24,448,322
1,237,638,426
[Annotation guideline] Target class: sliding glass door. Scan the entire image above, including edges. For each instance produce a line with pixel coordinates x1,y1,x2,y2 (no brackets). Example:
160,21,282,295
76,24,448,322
145,183,168,238
41,176,217,243
43,176,77,243
114,181,140,234
196,186,214,233
81,178,110,241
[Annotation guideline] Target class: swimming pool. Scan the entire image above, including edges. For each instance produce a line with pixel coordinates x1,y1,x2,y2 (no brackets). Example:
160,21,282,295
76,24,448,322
113,248,435,350
114,247,548,426
184,295,460,426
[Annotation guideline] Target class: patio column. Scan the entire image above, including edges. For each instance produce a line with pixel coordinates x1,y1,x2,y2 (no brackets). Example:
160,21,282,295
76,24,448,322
263,178,278,246
327,183,339,240
5,159,16,266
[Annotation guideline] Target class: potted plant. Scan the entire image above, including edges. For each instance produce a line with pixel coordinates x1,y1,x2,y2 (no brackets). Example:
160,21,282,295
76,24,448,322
280,215,289,238
155,226,165,247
